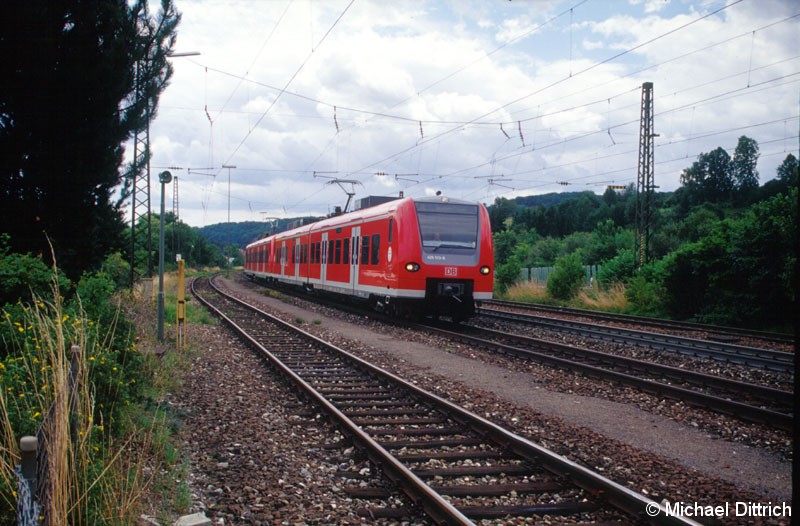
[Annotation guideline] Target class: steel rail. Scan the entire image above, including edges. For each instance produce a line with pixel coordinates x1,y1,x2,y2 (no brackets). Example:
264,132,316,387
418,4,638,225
192,277,474,525
418,323,793,432
483,299,794,345
193,276,700,526
477,308,794,373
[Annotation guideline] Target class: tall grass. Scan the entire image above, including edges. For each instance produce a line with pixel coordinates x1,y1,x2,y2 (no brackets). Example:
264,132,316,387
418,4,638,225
0,274,190,525
575,282,629,312
501,280,552,304
1,280,97,525
501,279,630,313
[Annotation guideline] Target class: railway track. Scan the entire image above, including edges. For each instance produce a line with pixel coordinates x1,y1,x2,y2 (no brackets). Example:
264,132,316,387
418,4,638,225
192,275,699,525
417,322,793,432
483,299,794,346
476,306,794,373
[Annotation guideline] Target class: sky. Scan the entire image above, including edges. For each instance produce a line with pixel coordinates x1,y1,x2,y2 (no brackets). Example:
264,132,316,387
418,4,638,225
137,0,800,227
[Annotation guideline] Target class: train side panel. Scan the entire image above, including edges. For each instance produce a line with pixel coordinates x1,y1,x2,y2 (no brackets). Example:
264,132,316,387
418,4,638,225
245,195,493,320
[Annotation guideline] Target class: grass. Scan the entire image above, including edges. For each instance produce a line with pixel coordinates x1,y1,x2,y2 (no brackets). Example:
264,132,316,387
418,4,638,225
501,280,551,304
1,269,206,525
574,282,629,312
500,279,629,313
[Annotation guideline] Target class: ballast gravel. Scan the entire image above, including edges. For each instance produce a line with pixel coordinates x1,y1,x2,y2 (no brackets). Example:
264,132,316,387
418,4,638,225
164,275,792,525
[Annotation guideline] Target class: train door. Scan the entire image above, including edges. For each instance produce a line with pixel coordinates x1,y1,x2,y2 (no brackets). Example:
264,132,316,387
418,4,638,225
320,232,328,286
350,226,361,294
293,237,300,281
279,240,286,276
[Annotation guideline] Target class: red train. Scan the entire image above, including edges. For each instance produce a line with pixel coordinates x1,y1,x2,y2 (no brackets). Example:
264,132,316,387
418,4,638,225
244,195,494,321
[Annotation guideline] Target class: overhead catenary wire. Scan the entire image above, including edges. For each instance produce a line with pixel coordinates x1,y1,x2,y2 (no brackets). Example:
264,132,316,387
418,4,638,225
155,1,798,221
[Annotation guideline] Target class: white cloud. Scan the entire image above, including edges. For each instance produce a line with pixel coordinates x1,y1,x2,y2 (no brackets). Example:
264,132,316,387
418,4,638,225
135,0,799,227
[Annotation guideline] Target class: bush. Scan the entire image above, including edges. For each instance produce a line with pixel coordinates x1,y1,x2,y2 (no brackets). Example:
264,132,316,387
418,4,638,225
494,256,523,295
597,248,636,287
547,251,585,300
0,234,69,309
624,274,668,318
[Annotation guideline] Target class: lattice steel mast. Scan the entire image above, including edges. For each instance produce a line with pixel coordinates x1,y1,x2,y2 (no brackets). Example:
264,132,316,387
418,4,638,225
129,57,154,287
635,82,656,267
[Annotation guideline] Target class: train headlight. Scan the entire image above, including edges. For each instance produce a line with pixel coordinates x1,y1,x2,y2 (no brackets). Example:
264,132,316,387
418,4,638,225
405,262,421,272
479,265,491,275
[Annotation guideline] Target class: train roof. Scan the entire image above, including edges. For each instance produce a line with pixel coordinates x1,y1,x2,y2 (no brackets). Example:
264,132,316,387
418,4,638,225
246,195,481,248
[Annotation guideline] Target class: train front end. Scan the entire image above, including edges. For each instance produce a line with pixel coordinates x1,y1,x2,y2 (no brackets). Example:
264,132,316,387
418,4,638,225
401,196,494,321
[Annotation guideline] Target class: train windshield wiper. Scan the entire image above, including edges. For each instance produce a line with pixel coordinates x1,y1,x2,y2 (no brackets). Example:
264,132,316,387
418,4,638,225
432,243,472,251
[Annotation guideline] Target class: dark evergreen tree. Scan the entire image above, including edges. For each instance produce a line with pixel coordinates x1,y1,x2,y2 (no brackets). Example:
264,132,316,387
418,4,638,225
730,135,760,191
776,153,798,186
0,0,179,279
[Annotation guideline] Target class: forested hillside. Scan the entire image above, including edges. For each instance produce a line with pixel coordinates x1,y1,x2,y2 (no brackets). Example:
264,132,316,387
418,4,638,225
489,138,797,332
197,217,322,248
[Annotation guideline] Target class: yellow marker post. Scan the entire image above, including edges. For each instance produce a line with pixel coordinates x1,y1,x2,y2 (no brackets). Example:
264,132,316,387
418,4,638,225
176,257,186,350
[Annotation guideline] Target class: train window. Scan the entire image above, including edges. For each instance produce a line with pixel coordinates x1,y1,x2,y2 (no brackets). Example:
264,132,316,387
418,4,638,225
335,239,341,264
352,237,359,264
416,202,478,249
328,239,334,264
361,235,370,265
388,218,393,243
371,234,380,265
343,238,350,265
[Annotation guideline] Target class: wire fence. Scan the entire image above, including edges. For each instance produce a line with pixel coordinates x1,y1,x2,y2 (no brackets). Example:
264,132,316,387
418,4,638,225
518,264,601,285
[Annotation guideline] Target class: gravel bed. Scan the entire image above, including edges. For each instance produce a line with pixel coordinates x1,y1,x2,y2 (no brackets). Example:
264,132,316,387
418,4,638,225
168,326,428,525
467,317,793,392
167,275,792,525
483,304,795,355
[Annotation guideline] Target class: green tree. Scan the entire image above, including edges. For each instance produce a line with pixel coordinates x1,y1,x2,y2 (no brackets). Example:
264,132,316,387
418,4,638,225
547,251,585,300
680,147,734,204
659,189,796,327
488,197,516,232
0,0,180,280
776,153,798,186
730,135,760,191
585,219,635,264
596,248,636,286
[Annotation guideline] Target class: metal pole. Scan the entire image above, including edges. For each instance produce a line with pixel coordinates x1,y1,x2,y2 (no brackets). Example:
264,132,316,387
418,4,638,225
222,165,236,223
157,170,172,341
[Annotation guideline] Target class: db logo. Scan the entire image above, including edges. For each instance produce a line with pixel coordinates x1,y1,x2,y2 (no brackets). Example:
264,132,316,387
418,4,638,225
444,267,458,276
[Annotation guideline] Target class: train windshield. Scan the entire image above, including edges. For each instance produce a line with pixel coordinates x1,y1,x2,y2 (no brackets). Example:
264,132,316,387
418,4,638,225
416,202,478,249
